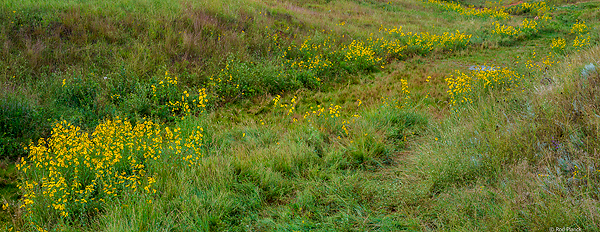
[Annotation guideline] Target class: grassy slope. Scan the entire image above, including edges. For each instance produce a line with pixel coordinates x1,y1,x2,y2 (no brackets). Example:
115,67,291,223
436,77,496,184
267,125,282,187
1,0,600,231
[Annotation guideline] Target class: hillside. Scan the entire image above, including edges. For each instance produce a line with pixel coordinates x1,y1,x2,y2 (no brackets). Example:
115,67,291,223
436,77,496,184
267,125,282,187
1,0,600,231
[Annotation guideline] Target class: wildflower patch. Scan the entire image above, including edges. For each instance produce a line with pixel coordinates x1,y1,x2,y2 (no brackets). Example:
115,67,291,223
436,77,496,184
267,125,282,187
446,67,523,106
18,118,203,225
422,0,511,20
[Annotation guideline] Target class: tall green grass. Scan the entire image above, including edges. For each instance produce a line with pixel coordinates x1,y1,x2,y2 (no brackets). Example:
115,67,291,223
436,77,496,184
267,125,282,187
416,46,600,230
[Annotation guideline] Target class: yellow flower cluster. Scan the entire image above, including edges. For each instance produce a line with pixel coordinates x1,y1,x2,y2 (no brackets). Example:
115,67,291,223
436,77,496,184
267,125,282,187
407,31,472,53
268,94,360,139
110,93,121,101
551,38,566,50
168,88,208,119
270,94,353,124
492,21,519,37
151,71,177,98
279,26,471,83
18,117,204,224
327,104,342,118
571,20,588,35
153,72,209,119
342,39,381,64
570,21,591,51
541,52,558,68
374,37,408,59
287,55,330,83
2,202,8,211
573,35,591,51
280,25,471,81
520,18,538,32
492,17,544,38
285,37,334,81
445,67,522,106
376,26,409,57
523,50,559,73
272,94,297,115
446,72,473,105
378,26,471,56
272,94,281,107
509,1,552,19
300,104,329,122
401,79,410,99
182,126,204,166
302,103,360,139
423,0,511,20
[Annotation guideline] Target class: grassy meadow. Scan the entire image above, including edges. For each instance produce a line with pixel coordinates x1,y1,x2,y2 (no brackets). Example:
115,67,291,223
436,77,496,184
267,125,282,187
1,0,599,230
